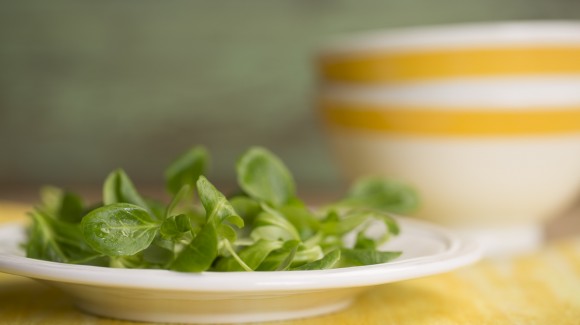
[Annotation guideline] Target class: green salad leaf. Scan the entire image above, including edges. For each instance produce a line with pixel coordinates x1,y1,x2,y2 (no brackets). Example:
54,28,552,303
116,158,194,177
25,145,419,272
237,147,296,207
342,177,420,215
171,220,218,272
293,249,340,270
81,203,159,256
103,170,148,208
165,146,209,195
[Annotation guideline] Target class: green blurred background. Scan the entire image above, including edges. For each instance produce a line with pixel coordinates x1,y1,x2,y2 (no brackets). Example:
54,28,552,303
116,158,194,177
1,0,579,195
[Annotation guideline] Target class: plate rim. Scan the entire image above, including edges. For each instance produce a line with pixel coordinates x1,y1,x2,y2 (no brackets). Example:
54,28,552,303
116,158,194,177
0,217,481,292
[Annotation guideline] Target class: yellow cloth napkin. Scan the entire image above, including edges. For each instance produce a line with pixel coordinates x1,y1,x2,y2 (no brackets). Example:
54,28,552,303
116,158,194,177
1,201,579,324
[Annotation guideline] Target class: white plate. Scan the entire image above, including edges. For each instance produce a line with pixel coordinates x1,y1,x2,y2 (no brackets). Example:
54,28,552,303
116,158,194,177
0,217,481,324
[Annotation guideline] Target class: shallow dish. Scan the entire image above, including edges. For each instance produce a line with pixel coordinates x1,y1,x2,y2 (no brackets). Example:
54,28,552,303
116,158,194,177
0,217,480,324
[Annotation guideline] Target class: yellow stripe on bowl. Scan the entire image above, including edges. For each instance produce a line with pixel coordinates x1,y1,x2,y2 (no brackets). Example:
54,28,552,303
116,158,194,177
319,46,580,84
320,101,580,136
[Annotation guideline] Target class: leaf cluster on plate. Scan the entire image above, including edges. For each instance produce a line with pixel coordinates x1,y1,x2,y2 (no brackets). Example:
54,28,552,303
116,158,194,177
25,146,419,272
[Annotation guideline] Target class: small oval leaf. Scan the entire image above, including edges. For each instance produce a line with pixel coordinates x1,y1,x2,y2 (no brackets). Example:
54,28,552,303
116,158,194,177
345,177,420,214
236,147,295,207
171,222,218,272
165,146,209,195
81,203,159,256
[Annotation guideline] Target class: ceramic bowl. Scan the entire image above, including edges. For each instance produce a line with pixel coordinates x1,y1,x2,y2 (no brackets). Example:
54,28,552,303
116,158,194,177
316,21,580,255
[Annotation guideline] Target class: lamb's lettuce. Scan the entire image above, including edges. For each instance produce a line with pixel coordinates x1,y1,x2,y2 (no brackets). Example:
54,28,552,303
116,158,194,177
25,146,418,272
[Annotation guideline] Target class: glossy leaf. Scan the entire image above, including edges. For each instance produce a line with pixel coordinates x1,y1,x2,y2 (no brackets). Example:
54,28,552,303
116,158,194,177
165,185,193,218
236,147,295,207
229,196,261,224
344,177,419,214
293,249,341,270
354,232,377,250
165,146,209,195
340,248,401,267
160,214,191,240
196,176,244,246
273,241,300,271
171,221,218,272
252,204,300,241
103,169,149,210
26,210,105,265
321,209,399,237
25,146,407,273
257,243,322,271
215,239,284,271
39,186,84,224
277,205,320,240
197,176,239,223
142,241,174,267
81,203,159,256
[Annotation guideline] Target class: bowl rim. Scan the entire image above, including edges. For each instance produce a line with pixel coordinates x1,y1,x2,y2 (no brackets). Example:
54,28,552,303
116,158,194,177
319,20,580,56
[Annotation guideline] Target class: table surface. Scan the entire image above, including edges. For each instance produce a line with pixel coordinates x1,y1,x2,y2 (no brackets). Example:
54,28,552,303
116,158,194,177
1,200,580,325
